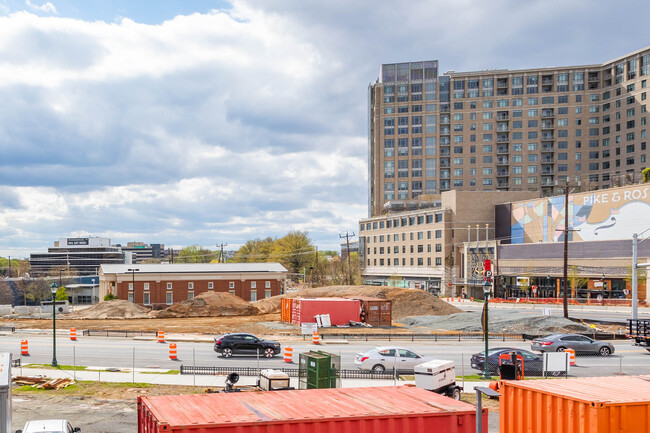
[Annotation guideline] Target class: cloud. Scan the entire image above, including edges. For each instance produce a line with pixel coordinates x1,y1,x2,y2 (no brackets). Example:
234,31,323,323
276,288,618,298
25,0,56,14
1,1,650,257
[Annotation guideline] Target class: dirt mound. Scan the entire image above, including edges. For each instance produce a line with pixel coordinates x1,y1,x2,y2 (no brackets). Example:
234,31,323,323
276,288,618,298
252,285,461,319
152,292,259,318
65,300,151,319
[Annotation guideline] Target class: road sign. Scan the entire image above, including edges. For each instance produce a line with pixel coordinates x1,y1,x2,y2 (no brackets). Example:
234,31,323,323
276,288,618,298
485,270,493,278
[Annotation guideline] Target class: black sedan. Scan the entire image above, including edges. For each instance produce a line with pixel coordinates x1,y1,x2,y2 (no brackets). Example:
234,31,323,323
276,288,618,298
470,347,551,376
214,333,281,358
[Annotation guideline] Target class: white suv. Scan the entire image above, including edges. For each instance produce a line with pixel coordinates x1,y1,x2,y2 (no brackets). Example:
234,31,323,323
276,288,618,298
17,420,80,433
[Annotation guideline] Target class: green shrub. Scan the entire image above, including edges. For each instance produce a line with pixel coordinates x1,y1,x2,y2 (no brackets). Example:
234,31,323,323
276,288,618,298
103,293,118,301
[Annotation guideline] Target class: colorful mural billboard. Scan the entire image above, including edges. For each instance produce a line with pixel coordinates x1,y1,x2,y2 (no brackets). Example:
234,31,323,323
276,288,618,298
510,184,650,244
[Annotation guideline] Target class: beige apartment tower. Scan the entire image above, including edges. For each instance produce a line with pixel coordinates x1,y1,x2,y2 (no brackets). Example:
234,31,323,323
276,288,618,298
368,47,650,217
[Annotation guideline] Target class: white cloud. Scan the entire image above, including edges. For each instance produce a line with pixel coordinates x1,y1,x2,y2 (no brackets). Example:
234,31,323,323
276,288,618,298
25,0,56,14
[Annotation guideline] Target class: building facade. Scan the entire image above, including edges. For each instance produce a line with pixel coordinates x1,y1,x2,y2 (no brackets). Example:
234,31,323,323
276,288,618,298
369,47,650,217
29,237,125,276
99,263,288,307
359,190,536,294
115,242,165,263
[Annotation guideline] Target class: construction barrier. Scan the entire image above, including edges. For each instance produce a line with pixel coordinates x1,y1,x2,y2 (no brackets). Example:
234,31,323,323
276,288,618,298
312,331,320,345
283,346,293,363
157,330,165,343
169,343,177,360
21,339,28,356
70,328,77,341
566,348,576,366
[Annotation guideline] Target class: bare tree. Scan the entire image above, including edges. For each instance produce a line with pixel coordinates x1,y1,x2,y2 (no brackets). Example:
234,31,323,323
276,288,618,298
0,280,15,304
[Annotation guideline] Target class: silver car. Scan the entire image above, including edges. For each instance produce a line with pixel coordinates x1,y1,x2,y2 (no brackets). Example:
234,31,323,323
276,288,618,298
531,333,615,356
354,346,433,373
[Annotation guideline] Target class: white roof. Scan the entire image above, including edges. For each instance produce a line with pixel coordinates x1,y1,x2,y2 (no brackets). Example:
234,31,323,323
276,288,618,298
22,419,67,432
100,263,288,275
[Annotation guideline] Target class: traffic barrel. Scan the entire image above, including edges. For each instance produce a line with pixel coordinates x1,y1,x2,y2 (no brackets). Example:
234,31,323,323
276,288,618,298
21,340,29,356
157,330,165,343
70,328,77,341
312,331,320,345
283,346,293,363
566,348,576,366
169,343,177,360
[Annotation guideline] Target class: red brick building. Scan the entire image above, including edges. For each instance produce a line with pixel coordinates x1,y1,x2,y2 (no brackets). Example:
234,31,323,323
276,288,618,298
99,263,287,307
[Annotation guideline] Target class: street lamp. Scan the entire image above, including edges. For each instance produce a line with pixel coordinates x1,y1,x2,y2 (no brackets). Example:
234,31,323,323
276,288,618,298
50,283,58,367
482,279,492,379
127,268,139,302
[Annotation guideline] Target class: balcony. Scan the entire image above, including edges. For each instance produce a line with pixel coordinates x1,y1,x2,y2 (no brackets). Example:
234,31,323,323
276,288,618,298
497,136,509,143
497,182,509,188
497,169,509,176
440,117,450,125
541,169,555,175
541,157,554,163
541,178,555,186
496,78,508,88
588,72,600,82
541,110,554,118
440,161,450,168
497,112,509,120
541,121,554,129
497,157,509,165
542,77,554,85
541,133,554,140
497,146,509,154
497,124,510,132
440,127,450,135
440,172,450,179
440,149,451,156
541,144,554,152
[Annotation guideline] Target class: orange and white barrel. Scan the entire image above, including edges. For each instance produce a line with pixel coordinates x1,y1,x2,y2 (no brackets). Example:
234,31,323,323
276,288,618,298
158,330,165,343
283,346,293,363
70,328,77,341
169,343,177,360
566,348,576,366
312,331,320,345
21,339,29,356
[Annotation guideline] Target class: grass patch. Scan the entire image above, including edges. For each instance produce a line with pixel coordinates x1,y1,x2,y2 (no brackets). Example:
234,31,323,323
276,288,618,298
23,364,87,371
140,370,179,375
456,374,499,381
13,381,205,400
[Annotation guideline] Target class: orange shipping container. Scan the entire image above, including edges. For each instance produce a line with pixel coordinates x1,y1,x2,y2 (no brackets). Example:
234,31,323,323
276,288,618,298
138,386,487,433
500,375,650,433
281,298,293,323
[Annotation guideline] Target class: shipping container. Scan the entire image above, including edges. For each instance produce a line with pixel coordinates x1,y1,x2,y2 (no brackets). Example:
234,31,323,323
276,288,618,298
500,375,650,433
138,386,487,433
280,298,292,323
350,296,392,326
290,298,360,326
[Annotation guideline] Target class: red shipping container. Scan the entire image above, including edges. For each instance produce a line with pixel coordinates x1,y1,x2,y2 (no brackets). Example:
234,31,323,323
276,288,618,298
290,298,360,326
138,386,487,433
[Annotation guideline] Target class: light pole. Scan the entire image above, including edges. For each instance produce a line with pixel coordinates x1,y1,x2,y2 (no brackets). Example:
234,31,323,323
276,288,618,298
482,279,492,379
127,268,139,302
50,283,58,367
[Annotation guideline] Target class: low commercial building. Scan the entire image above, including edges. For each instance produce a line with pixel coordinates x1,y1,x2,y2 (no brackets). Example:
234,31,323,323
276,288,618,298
359,190,537,294
29,237,125,276
99,263,288,307
115,242,165,263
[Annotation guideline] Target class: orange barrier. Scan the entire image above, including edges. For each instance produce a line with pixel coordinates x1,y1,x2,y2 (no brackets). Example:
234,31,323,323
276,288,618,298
70,328,77,341
312,331,320,345
157,330,165,343
169,343,177,360
21,339,28,356
566,348,576,366
283,346,293,363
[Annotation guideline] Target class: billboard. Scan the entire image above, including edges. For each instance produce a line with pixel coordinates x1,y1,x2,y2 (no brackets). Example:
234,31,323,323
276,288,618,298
510,184,650,244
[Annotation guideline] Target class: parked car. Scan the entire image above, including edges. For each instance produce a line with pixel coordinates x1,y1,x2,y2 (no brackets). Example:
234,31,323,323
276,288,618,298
470,347,549,376
530,333,615,356
354,346,433,373
213,333,281,358
17,419,80,433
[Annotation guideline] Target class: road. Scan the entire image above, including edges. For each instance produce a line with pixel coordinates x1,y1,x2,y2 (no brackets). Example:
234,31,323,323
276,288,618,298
3,333,648,377
451,301,650,324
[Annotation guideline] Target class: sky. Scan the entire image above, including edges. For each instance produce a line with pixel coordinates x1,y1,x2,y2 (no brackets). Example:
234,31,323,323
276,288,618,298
1,0,649,258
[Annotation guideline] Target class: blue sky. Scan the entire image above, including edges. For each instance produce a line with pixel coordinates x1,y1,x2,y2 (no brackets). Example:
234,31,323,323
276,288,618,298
1,0,650,258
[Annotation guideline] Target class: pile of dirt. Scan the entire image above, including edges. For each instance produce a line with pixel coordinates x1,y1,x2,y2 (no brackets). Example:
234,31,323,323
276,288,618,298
65,300,151,319
251,285,461,319
152,292,259,318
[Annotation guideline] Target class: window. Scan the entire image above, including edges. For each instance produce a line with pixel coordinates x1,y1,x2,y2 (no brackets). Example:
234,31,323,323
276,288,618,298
435,257,442,266
128,293,134,303
229,281,235,289
435,230,442,239
265,290,272,299
250,290,257,302
166,292,173,305
188,291,194,300
129,282,133,291
208,282,214,290
143,292,150,305
166,282,172,290
188,282,194,290
144,282,149,291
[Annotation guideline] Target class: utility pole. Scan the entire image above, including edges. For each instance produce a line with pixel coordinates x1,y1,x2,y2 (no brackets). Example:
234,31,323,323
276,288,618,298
7,256,10,278
217,243,228,263
339,231,356,285
559,184,579,319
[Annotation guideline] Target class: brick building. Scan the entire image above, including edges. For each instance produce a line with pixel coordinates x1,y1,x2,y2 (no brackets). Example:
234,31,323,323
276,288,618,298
99,263,288,307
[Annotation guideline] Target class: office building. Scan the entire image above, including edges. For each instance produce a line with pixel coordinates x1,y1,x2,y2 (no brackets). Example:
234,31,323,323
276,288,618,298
368,47,650,217
29,237,125,276
115,242,165,263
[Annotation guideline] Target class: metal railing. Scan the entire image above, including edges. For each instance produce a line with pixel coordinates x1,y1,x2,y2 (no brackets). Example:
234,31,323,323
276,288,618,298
0,326,16,332
179,365,395,379
84,329,157,338
315,332,524,342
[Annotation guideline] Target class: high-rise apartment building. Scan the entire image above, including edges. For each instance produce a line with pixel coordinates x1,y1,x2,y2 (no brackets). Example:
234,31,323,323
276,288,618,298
368,47,650,217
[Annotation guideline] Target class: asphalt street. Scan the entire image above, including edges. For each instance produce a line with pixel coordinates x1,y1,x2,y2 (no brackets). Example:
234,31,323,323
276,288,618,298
2,333,648,378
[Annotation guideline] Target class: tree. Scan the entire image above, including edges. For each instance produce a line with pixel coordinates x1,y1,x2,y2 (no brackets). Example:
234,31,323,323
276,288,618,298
643,167,650,183
269,231,316,274
233,238,275,263
568,266,589,295
176,245,217,263
25,279,51,305
55,286,68,301
0,280,15,304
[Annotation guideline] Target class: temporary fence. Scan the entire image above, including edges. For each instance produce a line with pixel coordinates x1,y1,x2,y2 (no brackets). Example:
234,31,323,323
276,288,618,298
312,332,525,342
83,329,157,338
179,365,395,380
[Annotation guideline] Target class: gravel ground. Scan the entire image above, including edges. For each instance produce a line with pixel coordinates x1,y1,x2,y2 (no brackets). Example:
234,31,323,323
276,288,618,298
399,310,592,334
